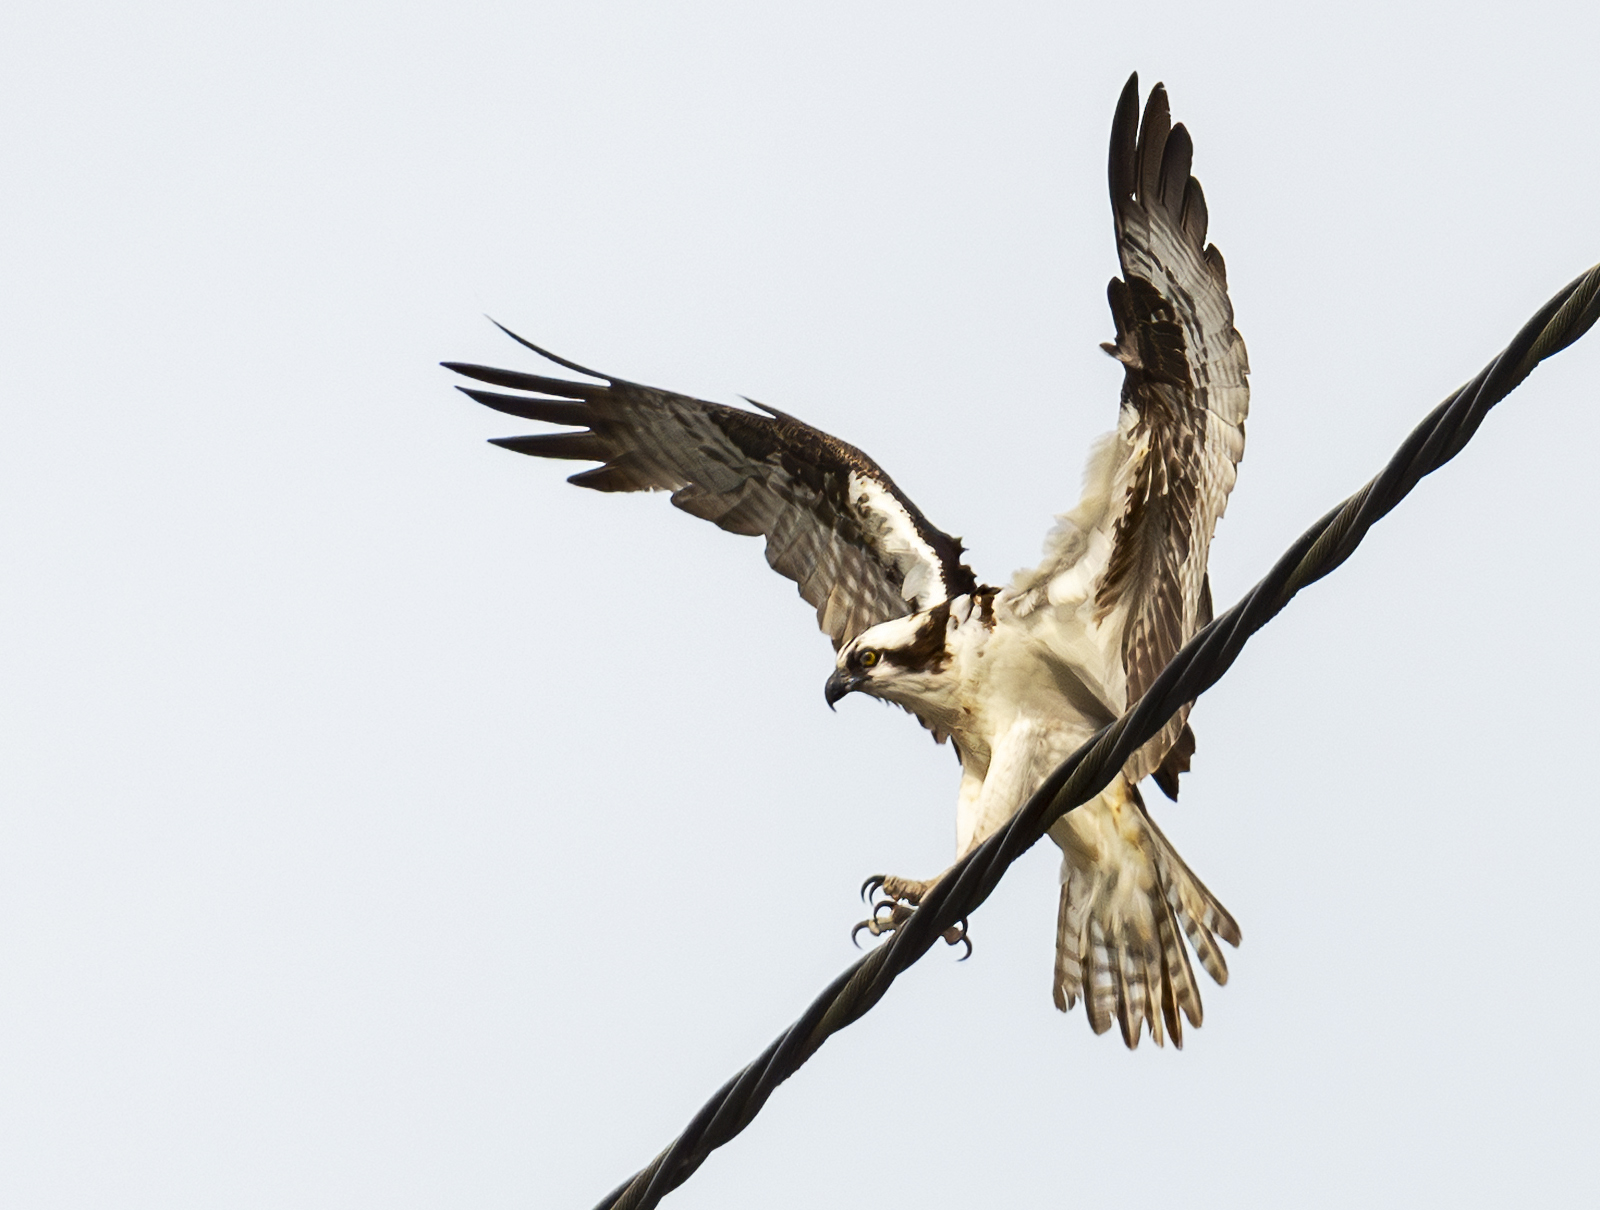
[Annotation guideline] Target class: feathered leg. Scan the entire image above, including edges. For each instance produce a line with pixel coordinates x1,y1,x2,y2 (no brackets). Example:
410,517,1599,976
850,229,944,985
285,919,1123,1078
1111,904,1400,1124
852,762,990,953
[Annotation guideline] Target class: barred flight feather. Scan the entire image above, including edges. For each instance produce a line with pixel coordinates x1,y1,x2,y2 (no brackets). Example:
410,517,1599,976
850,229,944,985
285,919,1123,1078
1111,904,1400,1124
1099,74,1250,786
445,347,977,650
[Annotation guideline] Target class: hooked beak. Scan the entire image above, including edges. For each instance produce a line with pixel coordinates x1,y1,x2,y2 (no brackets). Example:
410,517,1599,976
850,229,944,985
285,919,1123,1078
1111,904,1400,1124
824,668,864,711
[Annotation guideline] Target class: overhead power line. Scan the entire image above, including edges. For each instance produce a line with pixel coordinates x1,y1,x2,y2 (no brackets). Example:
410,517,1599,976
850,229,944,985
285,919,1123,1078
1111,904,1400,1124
594,262,1600,1210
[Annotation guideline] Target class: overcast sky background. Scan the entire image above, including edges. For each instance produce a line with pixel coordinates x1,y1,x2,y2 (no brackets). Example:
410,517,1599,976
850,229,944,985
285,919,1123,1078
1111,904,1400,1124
3,2,1599,1207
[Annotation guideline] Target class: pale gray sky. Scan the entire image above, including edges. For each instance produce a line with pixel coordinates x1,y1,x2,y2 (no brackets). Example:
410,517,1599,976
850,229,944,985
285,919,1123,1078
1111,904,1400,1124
3,2,1599,1207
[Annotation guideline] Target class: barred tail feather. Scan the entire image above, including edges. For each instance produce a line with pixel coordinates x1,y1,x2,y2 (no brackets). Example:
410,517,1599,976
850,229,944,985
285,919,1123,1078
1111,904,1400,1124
1048,780,1237,1049
1143,806,1240,981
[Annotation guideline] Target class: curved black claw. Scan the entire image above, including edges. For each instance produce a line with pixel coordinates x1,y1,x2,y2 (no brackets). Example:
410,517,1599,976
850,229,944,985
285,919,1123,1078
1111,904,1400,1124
946,917,973,961
855,907,972,958
852,898,912,948
854,873,951,950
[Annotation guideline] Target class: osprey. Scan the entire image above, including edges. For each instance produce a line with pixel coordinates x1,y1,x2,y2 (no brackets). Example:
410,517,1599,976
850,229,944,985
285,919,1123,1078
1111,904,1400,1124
445,74,1246,1049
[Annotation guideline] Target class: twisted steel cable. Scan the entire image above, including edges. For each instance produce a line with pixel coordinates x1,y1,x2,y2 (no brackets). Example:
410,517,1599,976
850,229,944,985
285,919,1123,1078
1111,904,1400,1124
595,262,1600,1210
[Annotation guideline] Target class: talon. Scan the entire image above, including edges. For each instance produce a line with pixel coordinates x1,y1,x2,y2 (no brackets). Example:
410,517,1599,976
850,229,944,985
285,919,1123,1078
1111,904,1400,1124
851,872,942,947
940,917,972,960
852,913,894,946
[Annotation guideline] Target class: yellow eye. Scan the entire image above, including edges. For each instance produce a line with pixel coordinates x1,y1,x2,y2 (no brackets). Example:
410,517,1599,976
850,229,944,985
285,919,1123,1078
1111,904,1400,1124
859,650,879,668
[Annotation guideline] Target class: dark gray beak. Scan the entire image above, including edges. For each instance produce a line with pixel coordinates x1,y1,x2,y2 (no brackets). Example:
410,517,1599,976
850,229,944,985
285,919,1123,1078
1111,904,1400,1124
824,668,863,710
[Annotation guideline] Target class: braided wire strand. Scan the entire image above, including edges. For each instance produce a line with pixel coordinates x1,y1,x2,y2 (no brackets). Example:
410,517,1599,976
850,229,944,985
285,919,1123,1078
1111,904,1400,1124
596,263,1600,1210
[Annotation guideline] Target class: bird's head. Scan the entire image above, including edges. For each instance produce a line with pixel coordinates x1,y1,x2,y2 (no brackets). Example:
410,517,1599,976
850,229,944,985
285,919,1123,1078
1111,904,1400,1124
824,603,953,710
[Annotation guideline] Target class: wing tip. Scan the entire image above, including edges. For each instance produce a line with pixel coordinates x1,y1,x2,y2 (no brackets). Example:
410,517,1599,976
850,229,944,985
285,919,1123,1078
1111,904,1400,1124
1109,72,1141,208
484,317,616,382
456,384,593,426
741,395,799,423
487,434,536,453
1135,81,1173,211
1109,75,1229,278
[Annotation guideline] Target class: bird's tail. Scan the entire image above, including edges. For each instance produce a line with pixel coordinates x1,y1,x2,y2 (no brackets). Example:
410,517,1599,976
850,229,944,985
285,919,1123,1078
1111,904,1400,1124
1047,781,1239,1048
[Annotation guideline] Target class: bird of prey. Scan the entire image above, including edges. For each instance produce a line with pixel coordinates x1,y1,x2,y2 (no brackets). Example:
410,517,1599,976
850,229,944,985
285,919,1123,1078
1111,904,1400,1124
444,73,1247,1049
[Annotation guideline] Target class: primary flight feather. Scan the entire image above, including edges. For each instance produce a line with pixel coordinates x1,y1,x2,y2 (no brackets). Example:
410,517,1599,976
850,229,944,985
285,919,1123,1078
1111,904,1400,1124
446,74,1247,1048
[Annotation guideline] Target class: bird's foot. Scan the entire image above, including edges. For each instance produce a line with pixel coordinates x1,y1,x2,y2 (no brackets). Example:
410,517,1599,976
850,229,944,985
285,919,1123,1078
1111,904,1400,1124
852,874,971,958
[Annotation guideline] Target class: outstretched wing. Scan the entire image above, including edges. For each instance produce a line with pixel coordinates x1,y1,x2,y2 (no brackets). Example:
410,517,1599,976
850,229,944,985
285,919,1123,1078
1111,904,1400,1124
1009,74,1248,793
1099,74,1250,783
444,328,977,649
